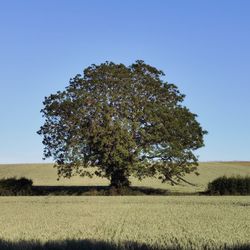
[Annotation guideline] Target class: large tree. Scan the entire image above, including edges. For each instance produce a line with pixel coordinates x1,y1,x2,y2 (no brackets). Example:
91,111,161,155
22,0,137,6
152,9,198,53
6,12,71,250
38,61,207,188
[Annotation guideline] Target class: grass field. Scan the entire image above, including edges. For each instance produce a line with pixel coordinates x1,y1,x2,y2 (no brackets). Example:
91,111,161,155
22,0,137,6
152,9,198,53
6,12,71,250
0,162,249,249
0,162,250,193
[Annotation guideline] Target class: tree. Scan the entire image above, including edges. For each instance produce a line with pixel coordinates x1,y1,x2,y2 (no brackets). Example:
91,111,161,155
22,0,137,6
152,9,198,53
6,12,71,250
38,60,207,188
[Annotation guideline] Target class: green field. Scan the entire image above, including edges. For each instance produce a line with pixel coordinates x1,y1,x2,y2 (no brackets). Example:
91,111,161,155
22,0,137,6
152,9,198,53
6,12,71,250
0,162,249,249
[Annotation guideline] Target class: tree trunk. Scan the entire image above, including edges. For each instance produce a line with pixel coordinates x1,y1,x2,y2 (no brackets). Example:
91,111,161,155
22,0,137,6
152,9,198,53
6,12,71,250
110,169,130,188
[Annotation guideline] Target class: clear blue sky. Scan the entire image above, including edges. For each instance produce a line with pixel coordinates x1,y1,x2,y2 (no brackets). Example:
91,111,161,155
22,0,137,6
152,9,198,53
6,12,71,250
0,0,249,163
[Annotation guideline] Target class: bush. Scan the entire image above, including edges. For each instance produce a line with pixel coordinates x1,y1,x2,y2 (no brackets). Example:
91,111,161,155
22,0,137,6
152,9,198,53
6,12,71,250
0,177,33,196
207,176,250,195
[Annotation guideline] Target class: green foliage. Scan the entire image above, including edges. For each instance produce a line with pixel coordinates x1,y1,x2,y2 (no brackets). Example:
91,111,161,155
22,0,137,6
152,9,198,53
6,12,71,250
38,60,207,187
207,176,250,195
0,177,33,195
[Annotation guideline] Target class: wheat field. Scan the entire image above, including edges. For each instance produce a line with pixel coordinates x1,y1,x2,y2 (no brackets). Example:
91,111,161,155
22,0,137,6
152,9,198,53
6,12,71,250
0,196,250,249
0,162,249,249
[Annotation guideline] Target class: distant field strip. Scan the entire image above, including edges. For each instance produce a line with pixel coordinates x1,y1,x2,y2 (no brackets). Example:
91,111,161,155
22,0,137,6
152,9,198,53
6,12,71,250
0,196,249,249
0,162,250,193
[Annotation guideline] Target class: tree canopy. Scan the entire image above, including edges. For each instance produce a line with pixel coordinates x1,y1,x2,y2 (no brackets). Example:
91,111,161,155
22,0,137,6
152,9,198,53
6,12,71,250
38,60,207,187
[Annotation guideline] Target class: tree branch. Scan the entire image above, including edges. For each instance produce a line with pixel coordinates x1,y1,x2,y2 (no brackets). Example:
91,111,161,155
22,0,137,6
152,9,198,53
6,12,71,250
177,175,196,186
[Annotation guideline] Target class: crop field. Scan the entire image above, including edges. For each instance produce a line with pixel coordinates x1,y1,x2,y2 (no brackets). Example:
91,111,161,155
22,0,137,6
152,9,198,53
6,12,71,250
0,162,249,249
0,162,250,193
0,196,250,250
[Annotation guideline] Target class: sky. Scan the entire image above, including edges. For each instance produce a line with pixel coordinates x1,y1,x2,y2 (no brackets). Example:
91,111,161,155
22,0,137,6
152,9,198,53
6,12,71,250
0,0,249,163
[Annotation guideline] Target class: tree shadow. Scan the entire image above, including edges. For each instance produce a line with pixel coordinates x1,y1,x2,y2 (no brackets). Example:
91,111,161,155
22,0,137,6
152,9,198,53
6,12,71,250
32,185,172,196
0,239,249,250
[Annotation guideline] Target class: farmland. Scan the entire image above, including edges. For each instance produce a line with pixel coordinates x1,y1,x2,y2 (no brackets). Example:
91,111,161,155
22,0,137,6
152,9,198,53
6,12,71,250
0,162,249,249
0,162,250,193
0,196,250,250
